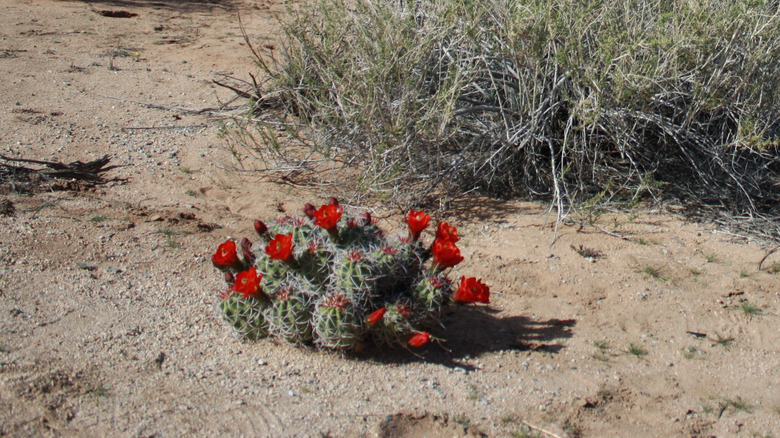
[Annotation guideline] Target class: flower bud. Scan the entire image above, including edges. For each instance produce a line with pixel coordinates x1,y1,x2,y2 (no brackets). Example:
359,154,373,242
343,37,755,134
408,331,430,347
254,219,268,236
304,203,316,219
361,211,372,226
239,237,256,266
366,308,386,326
328,197,339,207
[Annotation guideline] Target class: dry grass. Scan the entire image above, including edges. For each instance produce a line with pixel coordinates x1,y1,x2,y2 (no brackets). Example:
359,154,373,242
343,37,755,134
228,0,780,218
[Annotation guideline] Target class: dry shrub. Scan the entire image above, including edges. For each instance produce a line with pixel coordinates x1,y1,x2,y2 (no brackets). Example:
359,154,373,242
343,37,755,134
227,0,780,220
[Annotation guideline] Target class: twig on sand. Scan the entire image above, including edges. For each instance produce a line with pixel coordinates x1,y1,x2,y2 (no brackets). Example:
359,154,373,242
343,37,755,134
758,245,780,271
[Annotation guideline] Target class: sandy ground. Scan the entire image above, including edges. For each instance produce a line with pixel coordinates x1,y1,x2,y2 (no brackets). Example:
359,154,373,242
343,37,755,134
1,0,779,436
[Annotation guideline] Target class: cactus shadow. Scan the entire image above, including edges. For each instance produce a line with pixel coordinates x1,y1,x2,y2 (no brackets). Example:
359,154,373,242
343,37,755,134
354,307,575,369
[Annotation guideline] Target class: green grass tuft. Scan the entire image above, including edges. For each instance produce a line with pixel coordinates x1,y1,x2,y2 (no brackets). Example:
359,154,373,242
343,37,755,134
641,265,667,281
626,343,648,358
739,302,762,320
713,333,735,349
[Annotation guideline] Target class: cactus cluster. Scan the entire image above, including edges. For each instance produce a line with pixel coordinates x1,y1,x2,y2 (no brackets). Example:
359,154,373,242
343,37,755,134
212,198,490,351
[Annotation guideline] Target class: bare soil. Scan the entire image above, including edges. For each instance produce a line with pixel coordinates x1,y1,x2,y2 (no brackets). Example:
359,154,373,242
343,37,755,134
1,0,779,436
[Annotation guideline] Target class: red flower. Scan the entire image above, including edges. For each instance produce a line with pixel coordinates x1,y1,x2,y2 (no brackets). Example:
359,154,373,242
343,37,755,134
435,222,459,243
254,220,268,236
212,240,241,270
408,331,430,347
313,204,343,233
454,276,490,304
366,308,386,326
265,234,295,263
406,209,430,241
232,267,263,299
431,238,464,270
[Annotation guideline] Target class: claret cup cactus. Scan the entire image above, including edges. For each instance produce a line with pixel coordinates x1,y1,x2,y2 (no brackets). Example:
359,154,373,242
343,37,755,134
212,199,490,351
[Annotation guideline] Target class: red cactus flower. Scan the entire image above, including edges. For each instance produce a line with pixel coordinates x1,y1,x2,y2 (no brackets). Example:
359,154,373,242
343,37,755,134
254,220,268,236
265,233,295,263
304,203,316,219
313,204,343,233
406,209,430,241
431,238,464,271
454,276,490,304
408,331,430,347
212,240,241,270
366,307,386,326
435,222,459,243
232,267,263,299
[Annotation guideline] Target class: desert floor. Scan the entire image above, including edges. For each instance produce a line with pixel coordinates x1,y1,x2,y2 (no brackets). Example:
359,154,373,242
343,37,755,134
1,0,779,436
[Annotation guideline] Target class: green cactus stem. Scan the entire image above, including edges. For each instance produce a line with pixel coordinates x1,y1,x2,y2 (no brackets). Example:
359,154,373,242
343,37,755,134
267,287,314,344
220,294,270,340
313,293,364,350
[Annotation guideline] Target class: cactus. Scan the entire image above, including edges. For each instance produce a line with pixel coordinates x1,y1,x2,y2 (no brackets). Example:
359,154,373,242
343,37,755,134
313,293,364,350
414,274,452,315
212,199,490,351
369,299,415,346
333,249,378,307
219,294,270,340
267,287,314,344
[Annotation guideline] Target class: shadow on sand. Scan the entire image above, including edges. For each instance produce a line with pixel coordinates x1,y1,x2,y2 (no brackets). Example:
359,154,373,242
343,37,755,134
352,307,576,370
79,0,240,13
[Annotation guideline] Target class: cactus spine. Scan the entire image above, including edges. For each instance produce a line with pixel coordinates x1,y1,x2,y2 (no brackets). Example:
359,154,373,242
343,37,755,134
219,294,270,340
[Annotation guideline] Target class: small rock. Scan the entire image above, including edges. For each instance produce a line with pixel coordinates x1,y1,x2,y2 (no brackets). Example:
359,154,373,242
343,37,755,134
77,262,97,271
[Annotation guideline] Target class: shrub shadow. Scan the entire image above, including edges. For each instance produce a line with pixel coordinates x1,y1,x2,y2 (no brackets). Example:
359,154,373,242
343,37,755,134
352,307,575,370
79,0,239,13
